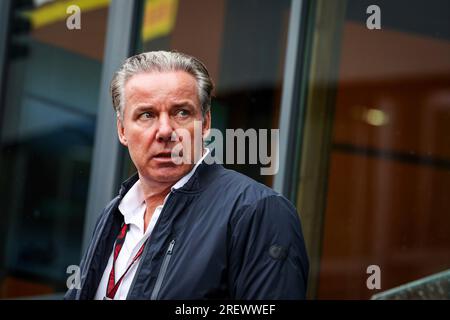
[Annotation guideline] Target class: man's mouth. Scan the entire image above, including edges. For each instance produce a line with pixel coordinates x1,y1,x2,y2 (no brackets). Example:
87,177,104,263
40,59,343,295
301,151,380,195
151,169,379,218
152,150,183,163
153,151,172,159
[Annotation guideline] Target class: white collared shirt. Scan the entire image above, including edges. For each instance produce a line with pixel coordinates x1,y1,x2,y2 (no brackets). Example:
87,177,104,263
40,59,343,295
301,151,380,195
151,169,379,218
94,149,209,300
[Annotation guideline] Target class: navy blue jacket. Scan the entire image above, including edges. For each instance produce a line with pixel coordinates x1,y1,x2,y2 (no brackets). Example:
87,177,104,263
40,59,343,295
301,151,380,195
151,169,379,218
65,161,309,299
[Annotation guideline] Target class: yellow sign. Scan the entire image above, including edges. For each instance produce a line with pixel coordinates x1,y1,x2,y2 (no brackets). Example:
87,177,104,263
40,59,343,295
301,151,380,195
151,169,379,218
141,0,178,42
24,0,177,42
24,0,110,29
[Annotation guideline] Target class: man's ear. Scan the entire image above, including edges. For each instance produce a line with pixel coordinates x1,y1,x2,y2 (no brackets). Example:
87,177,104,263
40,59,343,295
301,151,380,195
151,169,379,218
117,117,128,146
202,111,211,139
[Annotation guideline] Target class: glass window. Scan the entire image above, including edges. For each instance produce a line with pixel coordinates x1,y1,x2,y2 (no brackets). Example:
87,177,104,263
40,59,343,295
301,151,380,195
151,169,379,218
0,0,110,298
120,0,292,186
296,0,450,299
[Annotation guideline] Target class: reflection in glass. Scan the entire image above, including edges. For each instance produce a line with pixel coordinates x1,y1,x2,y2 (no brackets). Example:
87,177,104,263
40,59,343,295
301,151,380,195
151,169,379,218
297,0,450,299
0,0,110,298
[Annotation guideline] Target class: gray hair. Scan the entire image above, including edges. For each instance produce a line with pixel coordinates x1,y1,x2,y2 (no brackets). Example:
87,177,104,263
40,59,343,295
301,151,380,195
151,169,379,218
111,51,214,119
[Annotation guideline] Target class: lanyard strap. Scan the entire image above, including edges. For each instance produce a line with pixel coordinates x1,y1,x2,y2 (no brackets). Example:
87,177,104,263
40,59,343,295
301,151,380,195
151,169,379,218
106,223,147,299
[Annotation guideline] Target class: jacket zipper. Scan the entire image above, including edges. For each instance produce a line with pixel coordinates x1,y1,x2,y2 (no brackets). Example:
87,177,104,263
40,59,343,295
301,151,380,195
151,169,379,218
150,239,176,300
126,191,175,299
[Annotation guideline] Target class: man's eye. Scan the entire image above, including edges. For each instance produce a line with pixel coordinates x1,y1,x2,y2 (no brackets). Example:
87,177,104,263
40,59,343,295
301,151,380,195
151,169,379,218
176,109,190,117
140,112,154,119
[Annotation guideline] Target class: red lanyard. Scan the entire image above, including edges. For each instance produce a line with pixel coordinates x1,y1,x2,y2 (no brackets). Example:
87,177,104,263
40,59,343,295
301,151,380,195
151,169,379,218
106,223,147,299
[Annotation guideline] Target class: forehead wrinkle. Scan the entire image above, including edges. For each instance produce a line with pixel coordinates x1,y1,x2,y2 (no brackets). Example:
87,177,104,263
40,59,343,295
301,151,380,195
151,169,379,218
124,71,200,112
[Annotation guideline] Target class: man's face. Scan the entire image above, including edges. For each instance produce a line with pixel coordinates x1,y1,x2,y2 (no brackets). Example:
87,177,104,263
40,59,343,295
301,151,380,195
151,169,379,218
117,71,210,185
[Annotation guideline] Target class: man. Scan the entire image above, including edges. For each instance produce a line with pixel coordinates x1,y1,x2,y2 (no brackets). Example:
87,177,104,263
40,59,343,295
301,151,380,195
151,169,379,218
65,51,309,300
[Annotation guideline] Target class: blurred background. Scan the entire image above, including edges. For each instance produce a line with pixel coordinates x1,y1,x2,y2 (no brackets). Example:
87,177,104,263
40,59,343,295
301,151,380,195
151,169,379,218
0,0,449,299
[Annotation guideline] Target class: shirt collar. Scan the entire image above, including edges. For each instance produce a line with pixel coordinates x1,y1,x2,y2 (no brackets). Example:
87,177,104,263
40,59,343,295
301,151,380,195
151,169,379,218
118,148,210,224
171,148,210,191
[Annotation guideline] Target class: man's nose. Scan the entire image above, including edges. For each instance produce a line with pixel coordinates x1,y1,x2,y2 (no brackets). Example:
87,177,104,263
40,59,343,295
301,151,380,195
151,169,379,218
155,114,174,143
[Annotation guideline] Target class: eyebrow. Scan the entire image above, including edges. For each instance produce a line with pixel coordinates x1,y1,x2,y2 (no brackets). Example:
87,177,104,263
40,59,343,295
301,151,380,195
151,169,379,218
171,101,196,108
132,101,196,113
132,105,156,115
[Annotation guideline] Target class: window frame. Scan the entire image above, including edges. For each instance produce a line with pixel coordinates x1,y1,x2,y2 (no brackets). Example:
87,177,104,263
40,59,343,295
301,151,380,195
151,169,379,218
81,0,140,253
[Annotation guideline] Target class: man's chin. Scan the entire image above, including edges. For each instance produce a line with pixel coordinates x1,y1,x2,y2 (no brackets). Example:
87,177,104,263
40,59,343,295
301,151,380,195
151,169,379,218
142,166,191,184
